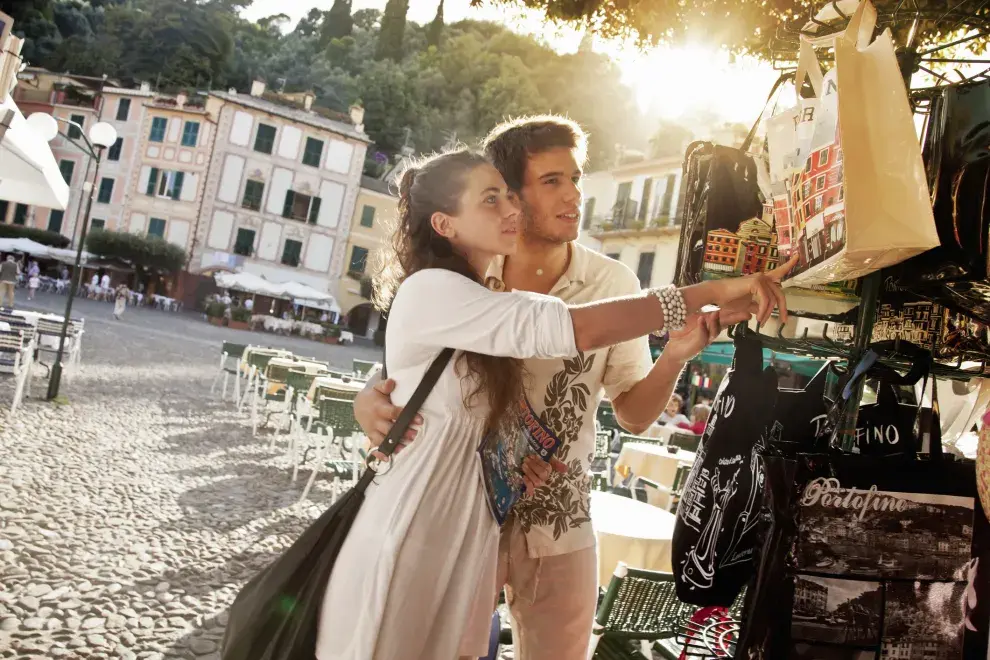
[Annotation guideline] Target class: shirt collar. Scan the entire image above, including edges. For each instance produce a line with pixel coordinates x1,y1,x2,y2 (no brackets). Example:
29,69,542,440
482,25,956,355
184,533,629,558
484,242,589,293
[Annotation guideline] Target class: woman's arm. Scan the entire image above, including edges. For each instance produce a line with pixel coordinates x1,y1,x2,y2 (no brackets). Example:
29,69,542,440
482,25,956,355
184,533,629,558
568,256,795,353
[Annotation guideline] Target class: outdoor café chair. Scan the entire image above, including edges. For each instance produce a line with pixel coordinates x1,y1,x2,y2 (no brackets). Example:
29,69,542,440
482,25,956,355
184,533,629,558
239,350,283,413
0,329,33,415
252,359,295,438
352,358,377,378
209,341,248,404
633,464,691,512
297,395,364,504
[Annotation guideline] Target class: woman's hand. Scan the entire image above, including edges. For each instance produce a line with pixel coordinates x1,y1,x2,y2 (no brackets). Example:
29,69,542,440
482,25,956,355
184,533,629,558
521,455,568,495
702,254,799,326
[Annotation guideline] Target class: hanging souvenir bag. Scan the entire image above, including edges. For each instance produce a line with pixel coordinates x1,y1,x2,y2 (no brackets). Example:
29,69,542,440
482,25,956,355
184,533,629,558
764,0,938,287
739,356,983,659
672,333,779,606
220,347,453,660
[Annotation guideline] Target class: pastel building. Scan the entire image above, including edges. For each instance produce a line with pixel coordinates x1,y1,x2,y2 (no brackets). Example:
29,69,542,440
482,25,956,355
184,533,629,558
194,81,370,297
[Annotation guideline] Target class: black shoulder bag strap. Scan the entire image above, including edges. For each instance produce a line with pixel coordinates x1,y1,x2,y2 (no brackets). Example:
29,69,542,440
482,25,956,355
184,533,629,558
355,346,455,492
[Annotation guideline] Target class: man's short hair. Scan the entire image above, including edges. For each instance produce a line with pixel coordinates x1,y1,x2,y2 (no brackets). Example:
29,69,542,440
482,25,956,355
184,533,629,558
481,115,587,192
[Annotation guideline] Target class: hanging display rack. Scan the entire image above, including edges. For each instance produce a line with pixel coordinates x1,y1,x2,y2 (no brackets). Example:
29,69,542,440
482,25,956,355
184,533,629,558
749,2,990,451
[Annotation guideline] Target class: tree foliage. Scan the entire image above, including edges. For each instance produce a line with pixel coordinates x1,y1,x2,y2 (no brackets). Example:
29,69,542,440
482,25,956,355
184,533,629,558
376,0,409,61
5,0,650,167
0,224,71,248
481,0,990,56
85,230,188,273
427,0,444,49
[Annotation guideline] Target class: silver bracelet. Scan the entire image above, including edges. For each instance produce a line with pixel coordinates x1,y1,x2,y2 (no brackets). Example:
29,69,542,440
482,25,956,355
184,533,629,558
648,284,687,335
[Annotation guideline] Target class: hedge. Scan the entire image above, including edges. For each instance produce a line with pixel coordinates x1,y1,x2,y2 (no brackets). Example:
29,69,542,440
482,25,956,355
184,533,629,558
85,229,187,273
0,224,71,248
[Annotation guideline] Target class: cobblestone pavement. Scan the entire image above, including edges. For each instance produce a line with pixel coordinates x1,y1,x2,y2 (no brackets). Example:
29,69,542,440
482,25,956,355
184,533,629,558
0,292,391,659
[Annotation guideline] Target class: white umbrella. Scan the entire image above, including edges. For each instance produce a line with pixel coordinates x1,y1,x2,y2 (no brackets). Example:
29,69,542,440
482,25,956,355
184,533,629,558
46,246,94,265
279,280,336,303
0,237,52,258
214,271,288,298
0,95,69,210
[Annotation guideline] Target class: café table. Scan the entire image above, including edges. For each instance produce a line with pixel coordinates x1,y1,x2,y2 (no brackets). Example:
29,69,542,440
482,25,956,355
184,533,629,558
591,490,677,586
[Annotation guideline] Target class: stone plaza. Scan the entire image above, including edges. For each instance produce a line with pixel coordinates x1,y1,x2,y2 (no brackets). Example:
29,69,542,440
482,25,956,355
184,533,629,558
0,293,384,659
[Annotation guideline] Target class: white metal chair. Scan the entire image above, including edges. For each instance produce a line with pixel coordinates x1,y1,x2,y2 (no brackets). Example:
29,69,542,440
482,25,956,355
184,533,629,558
0,329,34,414
297,395,364,504
209,341,248,404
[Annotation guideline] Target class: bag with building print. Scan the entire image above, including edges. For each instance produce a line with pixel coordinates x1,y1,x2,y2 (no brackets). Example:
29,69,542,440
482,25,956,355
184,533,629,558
673,85,858,301
672,333,779,606
765,0,939,288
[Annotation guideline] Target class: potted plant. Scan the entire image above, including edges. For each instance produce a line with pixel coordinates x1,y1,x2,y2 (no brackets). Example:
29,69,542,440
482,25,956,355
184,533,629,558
323,324,343,344
229,307,252,330
205,301,226,326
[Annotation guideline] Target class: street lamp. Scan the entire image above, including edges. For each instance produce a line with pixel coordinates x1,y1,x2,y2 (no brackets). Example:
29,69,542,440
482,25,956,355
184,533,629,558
26,112,117,400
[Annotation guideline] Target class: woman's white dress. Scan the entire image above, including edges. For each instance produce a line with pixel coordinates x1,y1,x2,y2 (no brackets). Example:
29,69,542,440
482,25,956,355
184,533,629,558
315,268,578,660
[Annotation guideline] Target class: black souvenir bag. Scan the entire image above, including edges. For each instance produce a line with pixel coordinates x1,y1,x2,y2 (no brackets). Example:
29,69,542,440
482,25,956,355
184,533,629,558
738,363,983,659
220,347,454,660
672,333,779,606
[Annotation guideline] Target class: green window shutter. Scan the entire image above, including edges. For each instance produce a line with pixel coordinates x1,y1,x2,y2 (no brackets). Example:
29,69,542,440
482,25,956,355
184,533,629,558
147,168,159,196
282,190,295,218
308,196,322,224
171,171,185,200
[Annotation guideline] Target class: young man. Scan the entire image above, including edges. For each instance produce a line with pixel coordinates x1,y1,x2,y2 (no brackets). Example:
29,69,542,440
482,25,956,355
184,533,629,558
354,116,726,659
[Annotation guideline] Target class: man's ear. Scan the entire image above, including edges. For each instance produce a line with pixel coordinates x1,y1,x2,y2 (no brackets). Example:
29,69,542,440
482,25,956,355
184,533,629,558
430,212,456,239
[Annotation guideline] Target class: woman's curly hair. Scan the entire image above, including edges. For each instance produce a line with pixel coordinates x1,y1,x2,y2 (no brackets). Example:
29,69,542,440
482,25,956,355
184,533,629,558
374,148,525,434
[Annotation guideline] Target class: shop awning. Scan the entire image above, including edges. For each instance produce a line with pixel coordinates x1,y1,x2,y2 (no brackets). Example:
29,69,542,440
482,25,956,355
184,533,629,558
214,271,289,298
0,237,53,257
0,96,69,210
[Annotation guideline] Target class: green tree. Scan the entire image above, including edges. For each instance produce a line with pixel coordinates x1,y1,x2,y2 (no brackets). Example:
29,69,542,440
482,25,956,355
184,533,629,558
426,0,443,48
321,0,353,45
375,0,408,61
86,230,187,273
295,8,325,37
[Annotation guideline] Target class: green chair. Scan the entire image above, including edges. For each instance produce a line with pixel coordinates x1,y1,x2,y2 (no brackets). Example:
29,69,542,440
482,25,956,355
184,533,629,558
636,464,692,512
352,358,377,378
239,350,282,413
253,358,296,439
590,564,695,660
618,433,666,449
210,341,247,404
297,396,364,504
591,431,613,491
597,400,619,433
668,432,701,453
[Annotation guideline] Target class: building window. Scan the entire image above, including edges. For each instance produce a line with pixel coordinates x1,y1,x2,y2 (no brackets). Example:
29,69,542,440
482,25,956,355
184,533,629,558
605,252,620,261
818,149,829,167
90,218,105,231
657,174,677,220
302,137,324,167
582,198,595,230
48,210,64,233
638,177,653,222
116,98,131,122
149,117,167,143
107,137,123,162
147,169,185,201
59,159,75,185
148,217,166,238
97,177,114,204
12,204,27,225
360,205,375,228
0,201,8,223
181,121,200,147
254,123,276,154
242,180,264,211
281,239,302,267
815,174,826,192
233,228,256,256
68,114,85,140
636,251,655,288
349,246,369,277
282,190,321,224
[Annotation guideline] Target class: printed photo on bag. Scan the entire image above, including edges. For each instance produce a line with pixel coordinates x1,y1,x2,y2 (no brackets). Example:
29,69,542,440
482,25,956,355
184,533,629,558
882,581,967,659
796,478,974,580
791,577,881,646
789,643,875,659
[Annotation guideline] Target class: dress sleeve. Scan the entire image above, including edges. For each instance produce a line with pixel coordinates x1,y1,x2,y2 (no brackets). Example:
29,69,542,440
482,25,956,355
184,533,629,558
388,269,577,359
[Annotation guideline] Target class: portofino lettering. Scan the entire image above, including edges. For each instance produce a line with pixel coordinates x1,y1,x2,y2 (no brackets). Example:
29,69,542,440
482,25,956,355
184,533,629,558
800,477,908,521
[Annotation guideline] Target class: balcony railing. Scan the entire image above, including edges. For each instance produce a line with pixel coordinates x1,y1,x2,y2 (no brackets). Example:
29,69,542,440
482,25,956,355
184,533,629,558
589,205,681,235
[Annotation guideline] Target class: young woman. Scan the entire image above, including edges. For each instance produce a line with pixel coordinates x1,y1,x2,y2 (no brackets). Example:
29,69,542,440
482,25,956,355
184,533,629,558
315,149,794,660
112,284,129,320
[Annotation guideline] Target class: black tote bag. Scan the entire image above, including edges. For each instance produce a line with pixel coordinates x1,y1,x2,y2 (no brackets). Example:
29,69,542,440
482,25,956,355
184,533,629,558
673,333,779,606
220,347,454,660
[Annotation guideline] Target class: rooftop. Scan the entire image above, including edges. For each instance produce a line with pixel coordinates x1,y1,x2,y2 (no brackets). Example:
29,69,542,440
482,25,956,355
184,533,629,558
360,176,395,197
210,90,370,143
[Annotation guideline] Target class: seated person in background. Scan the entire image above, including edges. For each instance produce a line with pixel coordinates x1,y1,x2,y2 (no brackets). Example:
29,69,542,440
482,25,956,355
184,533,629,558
677,403,711,436
657,393,690,427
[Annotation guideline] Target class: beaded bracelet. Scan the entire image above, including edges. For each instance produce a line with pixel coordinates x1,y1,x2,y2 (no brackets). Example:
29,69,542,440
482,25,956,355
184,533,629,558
648,284,687,335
